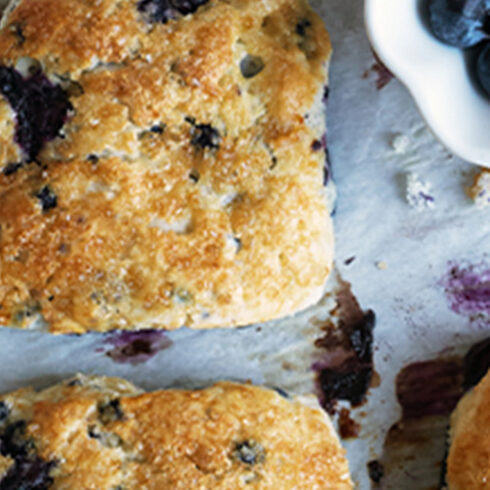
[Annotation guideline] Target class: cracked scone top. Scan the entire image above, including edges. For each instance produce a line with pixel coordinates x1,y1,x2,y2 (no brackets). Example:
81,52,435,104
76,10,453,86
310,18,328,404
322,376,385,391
0,0,333,333
0,376,352,489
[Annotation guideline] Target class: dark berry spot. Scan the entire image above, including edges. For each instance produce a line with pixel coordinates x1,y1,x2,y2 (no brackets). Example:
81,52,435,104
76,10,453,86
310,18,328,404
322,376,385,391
9,23,25,46
87,425,100,439
233,237,242,253
367,460,384,484
185,117,220,149
323,147,332,186
295,18,311,36
2,162,24,176
189,169,200,183
0,402,9,422
137,0,209,23
0,66,72,162
150,124,165,133
272,387,290,399
35,186,57,213
311,139,322,152
322,86,329,103
98,399,124,424
240,55,265,79
234,440,265,465
66,378,82,387
0,456,54,490
0,420,36,460
86,154,99,164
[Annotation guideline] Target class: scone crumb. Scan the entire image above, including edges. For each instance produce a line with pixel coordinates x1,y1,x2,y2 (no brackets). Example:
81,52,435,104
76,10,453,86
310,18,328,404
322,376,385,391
391,133,410,154
405,172,435,209
376,261,388,270
467,169,490,208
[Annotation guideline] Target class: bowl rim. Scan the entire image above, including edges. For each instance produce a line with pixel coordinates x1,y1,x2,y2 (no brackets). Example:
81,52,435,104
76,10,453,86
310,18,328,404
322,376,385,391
364,0,490,168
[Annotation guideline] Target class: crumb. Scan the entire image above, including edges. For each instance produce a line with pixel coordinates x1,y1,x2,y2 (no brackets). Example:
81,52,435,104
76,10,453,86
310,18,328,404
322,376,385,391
376,261,387,270
405,172,435,209
338,407,361,439
344,256,356,266
391,133,410,154
467,169,490,208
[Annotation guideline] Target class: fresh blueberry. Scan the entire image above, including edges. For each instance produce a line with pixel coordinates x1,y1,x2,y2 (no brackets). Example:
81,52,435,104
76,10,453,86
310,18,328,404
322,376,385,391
35,186,57,213
0,66,72,162
137,0,209,23
428,0,489,48
477,42,490,95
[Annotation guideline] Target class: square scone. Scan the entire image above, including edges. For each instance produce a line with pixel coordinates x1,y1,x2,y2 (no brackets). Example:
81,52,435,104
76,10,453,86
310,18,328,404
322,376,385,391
0,0,333,333
0,376,352,488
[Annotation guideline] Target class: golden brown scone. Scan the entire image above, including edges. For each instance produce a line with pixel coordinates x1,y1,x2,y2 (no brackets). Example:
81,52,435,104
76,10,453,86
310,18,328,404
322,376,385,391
0,375,352,489
0,0,333,333
447,369,490,489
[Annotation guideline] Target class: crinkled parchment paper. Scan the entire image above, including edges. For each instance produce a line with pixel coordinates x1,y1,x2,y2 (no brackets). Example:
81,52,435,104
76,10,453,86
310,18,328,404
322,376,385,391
0,1,489,489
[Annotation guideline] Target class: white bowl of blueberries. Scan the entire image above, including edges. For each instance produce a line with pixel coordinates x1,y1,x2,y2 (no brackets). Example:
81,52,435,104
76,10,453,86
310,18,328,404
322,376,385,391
365,0,490,168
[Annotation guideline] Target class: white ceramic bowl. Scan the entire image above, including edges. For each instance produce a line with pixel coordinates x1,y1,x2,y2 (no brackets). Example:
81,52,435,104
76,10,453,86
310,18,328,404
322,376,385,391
365,0,490,168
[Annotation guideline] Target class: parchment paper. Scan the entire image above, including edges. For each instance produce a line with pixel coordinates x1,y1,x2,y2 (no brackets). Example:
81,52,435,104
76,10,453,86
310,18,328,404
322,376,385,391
0,1,489,489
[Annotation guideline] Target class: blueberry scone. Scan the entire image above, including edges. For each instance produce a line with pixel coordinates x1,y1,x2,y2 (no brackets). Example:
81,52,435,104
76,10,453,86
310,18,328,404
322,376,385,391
446,369,490,489
0,375,352,489
0,0,333,333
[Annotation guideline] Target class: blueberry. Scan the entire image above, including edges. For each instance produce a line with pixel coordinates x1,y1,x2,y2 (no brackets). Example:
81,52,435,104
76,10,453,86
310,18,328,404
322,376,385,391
428,0,489,48
185,117,220,149
233,440,265,465
35,186,57,213
98,399,124,424
2,162,24,176
239,55,265,79
477,42,490,95
295,18,311,37
0,456,54,490
0,421,29,458
137,0,209,23
0,66,72,161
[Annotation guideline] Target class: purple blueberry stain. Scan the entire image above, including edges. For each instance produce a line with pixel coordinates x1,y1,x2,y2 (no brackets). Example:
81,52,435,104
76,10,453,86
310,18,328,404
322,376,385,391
100,330,173,365
441,261,490,317
312,278,376,414
0,66,72,162
137,0,209,23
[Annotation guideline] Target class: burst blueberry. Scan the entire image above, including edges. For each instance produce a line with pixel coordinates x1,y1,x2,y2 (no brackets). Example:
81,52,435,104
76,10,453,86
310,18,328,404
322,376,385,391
0,66,72,162
428,0,489,48
35,186,57,213
137,0,209,23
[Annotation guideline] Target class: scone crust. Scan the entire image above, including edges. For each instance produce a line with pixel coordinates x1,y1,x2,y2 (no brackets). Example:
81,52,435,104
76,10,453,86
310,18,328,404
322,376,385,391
0,0,333,333
447,370,490,489
0,376,352,489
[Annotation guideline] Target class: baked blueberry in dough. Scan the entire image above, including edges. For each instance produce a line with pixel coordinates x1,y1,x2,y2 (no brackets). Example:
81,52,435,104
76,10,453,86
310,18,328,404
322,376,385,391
0,375,352,489
0,0,334,333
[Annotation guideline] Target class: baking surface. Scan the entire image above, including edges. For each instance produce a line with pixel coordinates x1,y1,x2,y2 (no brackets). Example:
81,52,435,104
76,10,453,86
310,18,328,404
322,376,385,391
0,0,489,489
